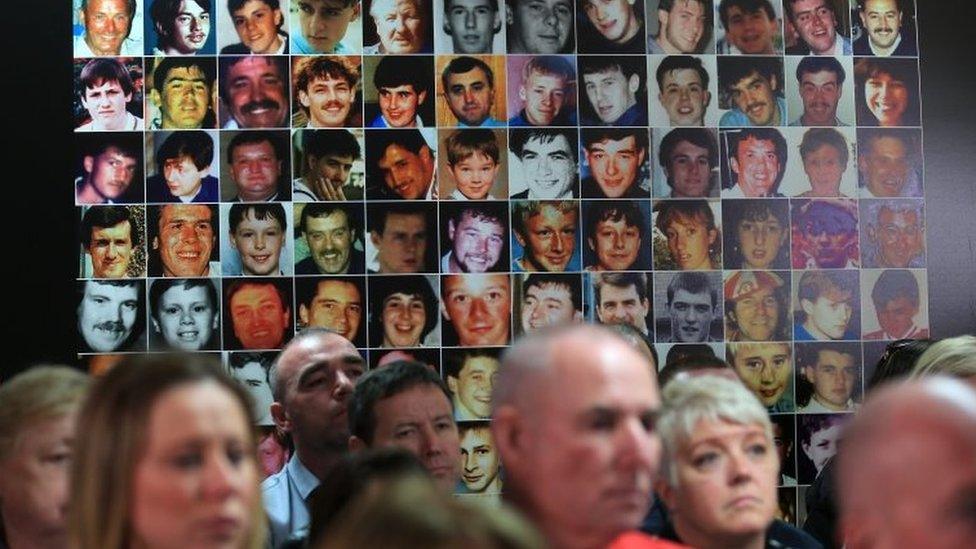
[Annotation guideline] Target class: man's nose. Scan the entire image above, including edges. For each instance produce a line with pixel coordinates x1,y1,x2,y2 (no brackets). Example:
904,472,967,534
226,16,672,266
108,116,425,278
464,451,477,472
469,297,489,320
465,10,477,29
180,224,199,242
606,159,620,176
464,88,476,103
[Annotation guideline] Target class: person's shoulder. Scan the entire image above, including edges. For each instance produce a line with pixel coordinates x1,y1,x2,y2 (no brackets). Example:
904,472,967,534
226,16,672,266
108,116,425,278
607,531,690,549
510,189,529,199
261,464,289,494
785,42,811,55
767,519,824,549
295,256,320,274
852,33,872,55
221,43,250,54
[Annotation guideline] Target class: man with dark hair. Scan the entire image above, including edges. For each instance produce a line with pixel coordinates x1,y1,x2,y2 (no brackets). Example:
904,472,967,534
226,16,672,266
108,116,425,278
578,0,645,53
795,270,858,341
579,56,647,126
791,56,848,126
75,133,142,205
221,0,289,54
505,0,574,54
658,128,718,197
366,129,437,199
722,199,789,269
150,0,212,54
791,199,858,269
76,279,146,352
81,206,139,278
149,57,216,129
443,0,501,53
367,202,435,273
519,273,582,334
509,55,577,127
585,201,647,271
228,203,287,276
655,55,712,127
724,127,788,197
581,128,649,199
511,201,579,272
442,202,508,273
716,0,778,54
225,279,292,350
369,56,431,128
75,0,141,56
219,55,289,128
291,0,362,53
593,272,650,335
797,342,859,412
442,349,500,420
295,278,365,345
441,56,505,127
227,130,288,201
294,56,362,128
648,0,708,53
348,360,461,491
76,58,143,131
664,272,719,342
367,275,439,348
718,56,785,127
854,0,916,56
147,131,218,202
723,270,788,341
296,203,365,274
509,128,579,199
784,0,851,55
295,129,363,201
796,128,849,197
150,204,219,277
864,269,927,340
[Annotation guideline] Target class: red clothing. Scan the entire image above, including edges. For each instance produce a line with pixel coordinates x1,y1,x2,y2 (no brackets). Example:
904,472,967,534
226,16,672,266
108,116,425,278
607,531,690,549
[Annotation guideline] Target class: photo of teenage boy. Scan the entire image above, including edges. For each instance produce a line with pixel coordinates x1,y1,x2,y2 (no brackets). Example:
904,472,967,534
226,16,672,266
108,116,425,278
457,423,502,494
218,55,289,128
75,0,143,57
223,203,290,276
793,269,860,341
770,415,797,485
862,268,928,340
795,342,860,413
146,131,218,203
221,130,291,202
788,56,851,127
75,132,144,205
652,200,721,271
515,273,582,336
368,275,440,348
783,0,851,55
654,128,719,198
715,0,782,55
366,55,434,128
726,341,794,412
860,199,925,268
222,278,293,350
580,128,650,199
577,0,646,53
75,58,144,131
148,277,220,351
440,273,511,347
583,200,650,272
147,56,217,129
654,271,722,342
578,56,648,127
80,205,145,278
722,127,788,198
723,270,791,342
790,128,854,197
510,200,580,272
292,55,362,128
363,0,433,53
646,0,712,54
443,348,500,419
853,57,920,127
721,199,790,270
219,0,289,54
365,129,438,200
853,0,917,56
791,199,859,269
294,203,366,274
592,272,652,337
856,128,922,198
148,0,214,54
147,204,219,277
440,202,508,273
505,0,574,54
718,56,786,127
367,202,438,273
290,0,362,54
440,129,506,200
438,0,502,53
507,55,577,127
438,56,507,127
293,129,365,201
651,55,715,127
508,128,579,199
294,276,366,345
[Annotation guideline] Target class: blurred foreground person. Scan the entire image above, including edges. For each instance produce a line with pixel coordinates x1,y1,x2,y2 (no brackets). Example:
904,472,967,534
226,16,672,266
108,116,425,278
68,353,266,549
0,366,88,549
911,335,976,388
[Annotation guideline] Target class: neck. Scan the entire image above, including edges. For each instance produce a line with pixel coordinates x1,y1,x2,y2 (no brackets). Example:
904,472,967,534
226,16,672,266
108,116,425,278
812,394,846,411
673,518,766,549
803,320,830,340
504,491,612,549
294,443,344,480
656,33,680,54
77,181,104,204
871,38,898,56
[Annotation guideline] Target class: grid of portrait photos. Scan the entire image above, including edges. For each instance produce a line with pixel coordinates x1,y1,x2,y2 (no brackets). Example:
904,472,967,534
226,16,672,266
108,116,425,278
73,0,926,513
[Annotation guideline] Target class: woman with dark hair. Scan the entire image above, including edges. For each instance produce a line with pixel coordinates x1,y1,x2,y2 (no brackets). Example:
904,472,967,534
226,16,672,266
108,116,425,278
368,275,439,348
854,58,920,127
722,199,790,270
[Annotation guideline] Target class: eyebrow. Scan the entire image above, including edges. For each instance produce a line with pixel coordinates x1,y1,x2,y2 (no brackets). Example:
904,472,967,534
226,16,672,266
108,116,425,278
296,354,365,385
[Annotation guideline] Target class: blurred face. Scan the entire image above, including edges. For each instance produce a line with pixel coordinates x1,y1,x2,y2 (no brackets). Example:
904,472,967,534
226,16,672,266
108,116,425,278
299,280,363,341
371,0,427,53
460,427,500,492
874,207,923,267
80,0,133,55
590,216,641,271
516,204,577,272
583,68,638,124
585,136,645,198
131,382,258,549
802,215,855,269
368,385,460,490
449,355,499,419
728,72,779,126
802,423,841,472
584,0,639,43
231,140,282,201
441,274,511,346
449,152,498,199
663,421,778,545
659,69,709,126
372,212,427,273
791,0,837,55
155,205,215,277
378,143,434,199
520,70,568,126
802,144,845,196
89,220,133,278
508,0,573,53
232,0,283,54
597,283,649,334
737,215,785,269
297,0,360,52
666,140,712,197
664,215,716,270
668,288,714,343
305,211,353,274
381,292,427,347
876,295,918,338
84,147,137,201
723,6,777,54
801,293,853,340
157,66,210,129
804,349,856,408
731,343,792,407
78,282,138,352
378,85,425,128
445,67,494,126
859,136,909,197
731,137,781,197
448,212,505,273
155,284,217,351
164,155,209,198
658,0,706,53
257,431,287,478
860,0,902,49
731,288,780,341
231,211,284,275
865,71,909,126
445,0,499,53
521,282,578,332
81,79,131,130
229,283,290,350
300,75,355,128
166,0,211,54
799,70,842,126
230,361,273,424
0,413,77,547
520,135,576,199
225,57,287,128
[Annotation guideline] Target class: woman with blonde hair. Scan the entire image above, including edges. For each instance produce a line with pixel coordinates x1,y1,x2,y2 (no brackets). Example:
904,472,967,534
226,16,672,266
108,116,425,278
911,335,976,386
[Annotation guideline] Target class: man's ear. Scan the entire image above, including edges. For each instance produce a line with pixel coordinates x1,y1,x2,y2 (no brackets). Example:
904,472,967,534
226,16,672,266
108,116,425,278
490,405,524,472
270,402,291,433
730,155,740,176
769,74,778,93
349,435,367,452
352,3,361,20
655,477,676,513
628,74,640,94
506,4,513,25
703,89,712,109
298,90,311,109
493,11,502,33
800,298,815,317
447,375,459,393
152,236,160,251
514,230,526,247
83,155,95,175
149,88,162,108
448,219,456,242
298,303,310,325
418,90,428,105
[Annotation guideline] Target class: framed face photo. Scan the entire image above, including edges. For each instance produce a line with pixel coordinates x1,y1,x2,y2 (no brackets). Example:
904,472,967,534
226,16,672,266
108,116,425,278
648,54,719,127
721,199,791,270
580,127,651,199
652,127,720,199
438,128,508,200
146,56,217,130
793,269,861,341
577,55,649,127
79,205,147,279
778,126,858,198
367,274,441,348
289,0,364,54
795,341,862,413
713,0,784,55
439,201,510,274
784,55,856,127
442,347,501,420
220,202,294,276
436,55,507,127
653,270,724,344
293,202,366,275
584,200,652,272
292,128,367,201
853,57,921,127
508,127,580,199
510,200,581,273
726,341,795,413
506,55,578,127
363,54,432,128
797,413,850,484
222,277,294,351
295,275,367,347
860,268,929,341
456,421,503,495
149,278,221,352
790,198,859,270
365,201,439,274
217,55,290,129
856,127,922,198
220,129,292,202
293,55,365,128
146,130,220,204
506,0,576,54
434,0,506,54
224,351,276,425
645,0,715,54
440,273,512,347
146,203,219,277
75,132,146,205
651,199,722,271
74,57,145,132
723,270,792,342
362,0,434,54
76,278,148,354
859,199,925,268
585,271,653,340
514,272,583,338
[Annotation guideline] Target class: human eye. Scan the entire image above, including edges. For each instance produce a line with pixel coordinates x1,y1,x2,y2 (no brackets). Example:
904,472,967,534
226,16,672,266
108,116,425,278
450,293,469,305
171,450,203,469
692,451,719,469
233,16,246,26
745,359,762,370
588,409,618,431
121,300,138,311
191,304,209,314
746,442,768,457
163,305,180,315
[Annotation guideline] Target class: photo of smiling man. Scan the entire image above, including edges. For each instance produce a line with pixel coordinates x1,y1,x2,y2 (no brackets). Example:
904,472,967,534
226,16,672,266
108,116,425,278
508,127,579,199
723,270,791,342
222,277,293,350
366,55,433,128
294,202,366,275
584,200,650,272
577,0,646,53
76,279,147,353
293,55,363,128
510,200,580,272
718,55,786,127
440,201,509,273
443,348,500,419
796,341,860,413
580,128,650,199
148,203,220,277
80,205,145,279
441,273,511,346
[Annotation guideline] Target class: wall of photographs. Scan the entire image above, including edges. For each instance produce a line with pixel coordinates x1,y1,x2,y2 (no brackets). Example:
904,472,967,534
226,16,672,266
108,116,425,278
73,0,926,518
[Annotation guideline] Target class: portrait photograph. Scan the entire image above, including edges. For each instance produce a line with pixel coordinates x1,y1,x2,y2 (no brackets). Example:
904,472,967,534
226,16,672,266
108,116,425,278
440,201,510,274
440,273,512,347
508,127,579,200
367,274,441,348
293,202,366,275
434,0,506,53
790,198,859,269
585,200,652,272
220,202,295,276
435,54,508,127
651,199,722,271
442,347,501,420
792,269,861,341
584,271,654,339
219,129,292,201
726,341,796,413
652,127,720,198
146,55,218,130
365,201,439,273
363,54,433,128
796,413,849,484
645,0,715,54
362,0,434,54
853,57,921,127
648,54,720,127
859,268,929,341
653,270,724,343
291,128,367,201
783,55,856,128
145,0,217,55
778,126,858,198
79,205,147,279
438,128,509,200
149,277,221,351
74,57,145,132
295,275,367,346
75,132,146,205
76,278,148,354
713,0,784,55
794,341,862,413
514,272,583,338
505,55,578,127
292,55,365,128
222,276,294,351
858,199,925,268
145,130,221,203
456,421,503,495
215,0,291,54
580,128,652,199
721,199,791,270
